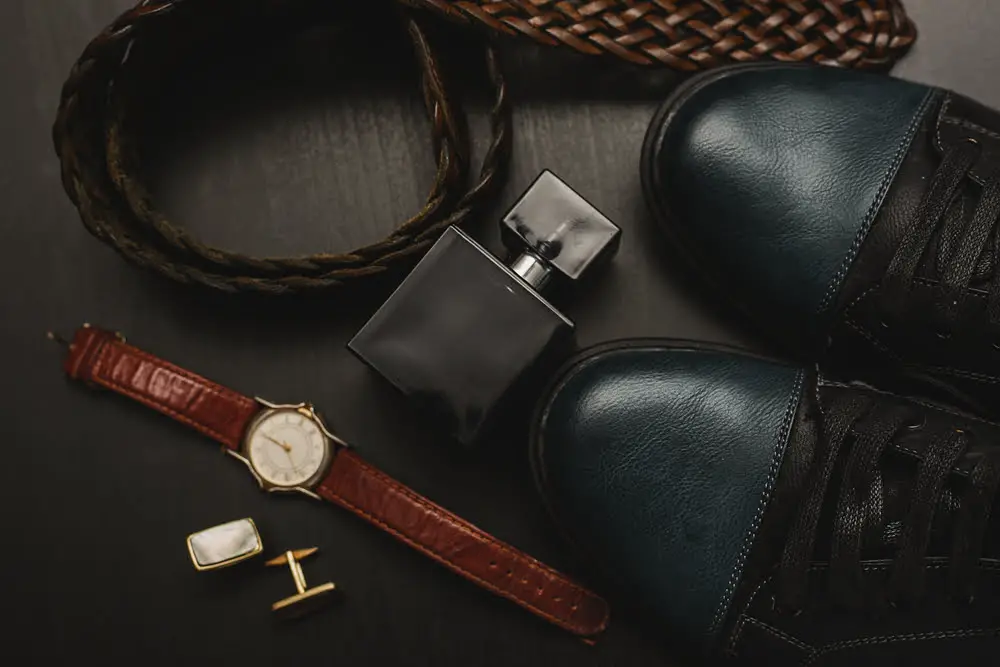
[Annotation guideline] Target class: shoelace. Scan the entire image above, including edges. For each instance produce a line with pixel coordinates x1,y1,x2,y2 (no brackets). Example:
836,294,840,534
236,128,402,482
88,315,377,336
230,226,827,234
879,138,1000,328
775,392,1000,613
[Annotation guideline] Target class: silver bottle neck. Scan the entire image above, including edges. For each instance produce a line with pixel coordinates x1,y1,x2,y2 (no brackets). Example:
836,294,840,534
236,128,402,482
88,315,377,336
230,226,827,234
509,252,553,292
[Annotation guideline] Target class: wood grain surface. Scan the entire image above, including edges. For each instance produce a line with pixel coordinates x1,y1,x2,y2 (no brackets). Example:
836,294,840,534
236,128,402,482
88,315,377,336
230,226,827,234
2,1,998,665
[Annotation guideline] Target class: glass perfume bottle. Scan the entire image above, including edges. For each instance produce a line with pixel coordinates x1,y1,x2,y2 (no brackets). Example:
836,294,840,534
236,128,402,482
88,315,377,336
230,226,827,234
349,171,621,444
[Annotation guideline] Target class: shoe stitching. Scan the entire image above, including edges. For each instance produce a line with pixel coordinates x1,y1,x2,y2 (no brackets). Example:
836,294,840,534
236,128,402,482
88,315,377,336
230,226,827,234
818,377,1000,430
817,89,940,316
935,93,954,150
843,280,1000,385
817,376,1000,465
727,575,774,653
814,370,826,423
743,617,814,654
919,364,1000,384
840,279,901,358
802,628,1000,666
729,562,1000,659
710,370,805,637
942,116,1000,143
935,93,997,187
725,435,829,654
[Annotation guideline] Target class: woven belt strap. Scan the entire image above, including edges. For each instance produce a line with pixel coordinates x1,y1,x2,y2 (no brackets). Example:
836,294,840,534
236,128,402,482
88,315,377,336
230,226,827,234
53,0,915,295
404,0,917,71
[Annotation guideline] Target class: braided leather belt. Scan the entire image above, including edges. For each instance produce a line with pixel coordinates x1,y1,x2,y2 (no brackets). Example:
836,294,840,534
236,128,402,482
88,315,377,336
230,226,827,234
54,0,916,295
54,1,511,294
408,0,917,71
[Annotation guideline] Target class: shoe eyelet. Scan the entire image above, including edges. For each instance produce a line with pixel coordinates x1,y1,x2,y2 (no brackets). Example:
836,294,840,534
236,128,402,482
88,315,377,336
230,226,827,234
906,415,927,431
963,137,980,146
936,331,952,341
879,320,891,330
992,341,1000,352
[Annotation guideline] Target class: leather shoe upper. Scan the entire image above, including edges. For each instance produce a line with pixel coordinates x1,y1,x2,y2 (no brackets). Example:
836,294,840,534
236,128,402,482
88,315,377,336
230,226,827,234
533,342,804,642
532,341,1000,663
643,64,933,337
644,63,1000,420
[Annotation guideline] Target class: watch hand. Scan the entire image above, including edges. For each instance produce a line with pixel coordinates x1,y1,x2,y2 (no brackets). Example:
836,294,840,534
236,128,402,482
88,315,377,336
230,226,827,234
263,434,292,453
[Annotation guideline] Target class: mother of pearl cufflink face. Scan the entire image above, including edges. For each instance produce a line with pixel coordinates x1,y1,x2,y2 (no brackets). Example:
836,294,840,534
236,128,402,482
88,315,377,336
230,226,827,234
186,518,263,571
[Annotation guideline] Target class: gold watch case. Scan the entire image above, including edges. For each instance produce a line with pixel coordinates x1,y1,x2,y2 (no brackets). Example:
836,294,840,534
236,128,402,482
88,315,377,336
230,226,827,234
225,399,348,501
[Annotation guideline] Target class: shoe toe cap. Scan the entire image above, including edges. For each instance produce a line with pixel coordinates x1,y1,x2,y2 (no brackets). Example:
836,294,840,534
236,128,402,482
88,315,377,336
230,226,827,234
643,65,934,335
533,343,806,645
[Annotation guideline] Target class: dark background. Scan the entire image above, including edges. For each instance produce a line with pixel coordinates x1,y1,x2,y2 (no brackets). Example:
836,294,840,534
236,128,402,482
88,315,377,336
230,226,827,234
3,1,998,664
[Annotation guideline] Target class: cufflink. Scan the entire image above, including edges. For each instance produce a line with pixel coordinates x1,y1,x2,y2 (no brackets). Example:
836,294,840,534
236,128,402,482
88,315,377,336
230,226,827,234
186,518,263,571
266,547,338,618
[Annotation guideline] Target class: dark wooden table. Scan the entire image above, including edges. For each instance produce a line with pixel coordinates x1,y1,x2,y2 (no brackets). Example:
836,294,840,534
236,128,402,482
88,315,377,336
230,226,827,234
3,1,997,664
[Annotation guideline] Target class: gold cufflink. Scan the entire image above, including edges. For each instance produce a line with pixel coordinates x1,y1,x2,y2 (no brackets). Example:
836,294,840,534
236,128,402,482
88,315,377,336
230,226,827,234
266,547,337,618
186,518,263,571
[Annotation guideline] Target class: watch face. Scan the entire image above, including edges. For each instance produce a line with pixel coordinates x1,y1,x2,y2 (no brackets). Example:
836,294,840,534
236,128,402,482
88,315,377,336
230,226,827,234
244,408,332,489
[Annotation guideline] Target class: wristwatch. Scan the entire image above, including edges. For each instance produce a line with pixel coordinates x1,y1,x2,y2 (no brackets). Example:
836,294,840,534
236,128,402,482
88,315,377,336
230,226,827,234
59,325,608,638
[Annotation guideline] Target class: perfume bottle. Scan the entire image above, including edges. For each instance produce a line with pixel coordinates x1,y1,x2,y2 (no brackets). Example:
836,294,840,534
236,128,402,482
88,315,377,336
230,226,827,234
349,171,621,444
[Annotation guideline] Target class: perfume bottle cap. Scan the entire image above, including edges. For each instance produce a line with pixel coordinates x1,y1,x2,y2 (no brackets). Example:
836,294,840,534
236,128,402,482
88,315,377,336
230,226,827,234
500,171,621,286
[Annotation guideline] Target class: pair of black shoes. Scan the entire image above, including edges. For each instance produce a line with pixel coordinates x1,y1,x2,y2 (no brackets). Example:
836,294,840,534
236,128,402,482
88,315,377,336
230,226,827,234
530,65,1000,664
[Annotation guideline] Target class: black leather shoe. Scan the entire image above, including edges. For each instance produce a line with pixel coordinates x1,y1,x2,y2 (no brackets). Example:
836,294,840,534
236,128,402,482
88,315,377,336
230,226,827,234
642,63,1000,418
531,340,1000,665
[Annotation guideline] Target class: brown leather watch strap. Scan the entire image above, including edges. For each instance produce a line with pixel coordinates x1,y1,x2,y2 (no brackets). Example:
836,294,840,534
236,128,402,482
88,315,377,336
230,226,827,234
60,326,609,638
62,326,259,450
317,449,609,637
